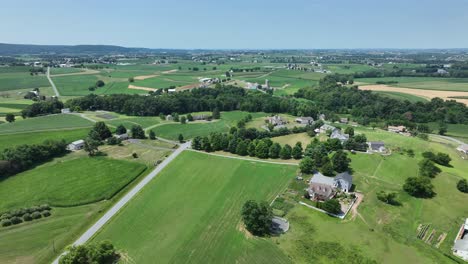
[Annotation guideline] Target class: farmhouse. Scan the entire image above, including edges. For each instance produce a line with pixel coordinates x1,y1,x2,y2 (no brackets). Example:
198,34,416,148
453,218,468,261
266,115,287,126
166,115,173,121
61,108,71,114
318,114,326,121
295,116,314,125
388,125,406,133
307,172,353,201
67,139,85,151
192,114,210,121
115,133,129,140
368,141,386,153
457,144,468,155
319,124,336,133
340,117,348,124
330,129,349,143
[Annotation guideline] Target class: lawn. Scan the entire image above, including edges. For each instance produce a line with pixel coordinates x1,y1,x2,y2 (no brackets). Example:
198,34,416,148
105,116,162,129
0,128,89,152
93,151,297,264
272,132,313,147
356,77,468,92
0,156,147,211
0,114,93,134
153,111,267,140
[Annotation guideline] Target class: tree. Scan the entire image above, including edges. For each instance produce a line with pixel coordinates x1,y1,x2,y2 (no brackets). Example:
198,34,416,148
331,150,350,173
344,127,354,137
419,159,441,178
292,142,303,159
5,113,15,123
95,80,105,88
84,137,100,156
321,161,335,176
268,143,281,159
178,134,184,143
149,130,156,140
326,138,343,151
376,191,399,205
131,125,146,139
322,199,341,214
457,179,468,193
59,240,119,264
115,124,127,135
192,136,202,150
212,108,221,119
434,152,451,166
300,157,315,174
236,140,249,156
403,177,435,198
187,114,193,121
180,116,187,124
128,77,134,82
202,136,211,152
255,140,270,159
241,200,272,236
90,122,112,140
106,136,121,145
247,141,257,157
438,122,447,135
279,144,292,159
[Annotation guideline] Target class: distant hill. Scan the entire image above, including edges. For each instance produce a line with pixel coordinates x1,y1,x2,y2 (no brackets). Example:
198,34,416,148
0,43,156,55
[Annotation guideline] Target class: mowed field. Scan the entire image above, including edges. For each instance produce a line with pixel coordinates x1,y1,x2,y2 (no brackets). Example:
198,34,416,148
0,114,93,134
0,66,50,92
93,151,297,264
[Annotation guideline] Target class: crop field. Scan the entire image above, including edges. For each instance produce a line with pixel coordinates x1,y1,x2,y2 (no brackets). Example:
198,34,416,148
0,128,89,152
49,67,84,75
0,72,49,92
105,116,162,129
324,64,375,74
275,130,468,263
0,156,147,211
357,77,468,92
0,99,32,115
373,91,428,103
93,151,296,263
0,114,93,134
99,140,173,166
153,111,267,140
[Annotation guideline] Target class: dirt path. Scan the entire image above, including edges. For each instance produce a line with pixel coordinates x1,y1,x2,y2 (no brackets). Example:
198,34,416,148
359,84,468,105
128,84,157,91
134,74,159,80
49,68,100,77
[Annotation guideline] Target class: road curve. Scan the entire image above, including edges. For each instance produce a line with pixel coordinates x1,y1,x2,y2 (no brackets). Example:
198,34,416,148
47,67,60,97
51,141,191,263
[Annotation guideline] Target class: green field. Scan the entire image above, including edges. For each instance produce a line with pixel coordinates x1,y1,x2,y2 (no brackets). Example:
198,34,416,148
357,77,468,92
0,69,50,92
153,111,267,140
0,128,89,152
373,91,428,102
105,116,162,129
50,67,85,75
0,99,32,115
0,156,147,211
93,151,296,263
425,122,468,143
0,114,93,134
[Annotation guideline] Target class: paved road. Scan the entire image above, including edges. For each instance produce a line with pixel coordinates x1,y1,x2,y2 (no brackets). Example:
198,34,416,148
47,67,60,97
52,141,191,264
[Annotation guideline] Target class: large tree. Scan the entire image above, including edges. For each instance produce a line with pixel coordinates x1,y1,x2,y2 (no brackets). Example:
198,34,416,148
292,142,303,159
131,125,146,139
322,199,341,214
279,144,292,159
59,240,119,264
5,113,15,123
403,177,435,198
331,150,350,173
419,159,441,178
90,122,112,140
457,179,468,193
115,124,127,135
241,200,273,236
300,156,315,174
268,143,281,159
84,137,100,156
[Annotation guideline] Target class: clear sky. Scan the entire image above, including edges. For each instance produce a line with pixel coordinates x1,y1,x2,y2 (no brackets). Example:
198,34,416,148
2,0,468,49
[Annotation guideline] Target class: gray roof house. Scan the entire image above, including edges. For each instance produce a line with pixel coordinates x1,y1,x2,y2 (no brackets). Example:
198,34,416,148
267,115,287,126
295,117,314,125
330,129,349,143
115,133,129,140
453,218,468,261
307,172,353,200
368,141,386,153
67,139,85,151
319,124,336,133
457,144,468,155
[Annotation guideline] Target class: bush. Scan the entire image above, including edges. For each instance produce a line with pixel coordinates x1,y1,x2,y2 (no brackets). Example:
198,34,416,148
322,199,341,214
10,216,22,225
40,204,51,211
31,212,42,220
59,240,119,264
457,179,468,193
403,177,435,198
42,210,51,217
23,213,32,221
1,219,12,227
0,213,11,220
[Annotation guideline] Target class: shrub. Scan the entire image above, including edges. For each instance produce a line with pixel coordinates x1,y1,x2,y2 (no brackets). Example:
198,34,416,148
10,216,22,225
40,204,51,211
1,219,12,227
322,199,341,214
42,210,51,217
0,213,11,220
403,177,435,198
132,152,138,158
457,179,468,193
31,212,42,220
23,213,32,221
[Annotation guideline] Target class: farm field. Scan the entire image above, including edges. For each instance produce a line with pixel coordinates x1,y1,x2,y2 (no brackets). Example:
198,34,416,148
0,128,89,152
49,67,85,75
357,77,468,92
426,122,468,143
153,111,267,140
373,91,428,103
0,114,93,134
99,140,174,166
0,98,32,115
93,151,296,263
0,156,147,211
0,69,49,92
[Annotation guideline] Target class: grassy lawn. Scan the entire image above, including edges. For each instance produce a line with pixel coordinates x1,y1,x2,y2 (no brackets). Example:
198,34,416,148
153,111,267,140
93,151,296,264
99,140,174,166
426,122,468,143
272,132,313,146
105,116,162,129
0,114,93,134
357,77,468,92
0,128,89,152
0,156,147,211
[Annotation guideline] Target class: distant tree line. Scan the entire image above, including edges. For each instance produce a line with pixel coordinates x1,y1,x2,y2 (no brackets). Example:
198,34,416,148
0,140,68,177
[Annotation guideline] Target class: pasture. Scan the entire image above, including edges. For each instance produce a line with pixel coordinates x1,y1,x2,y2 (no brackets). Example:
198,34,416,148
0,156,147,211
0,68,50,92
0,114,93,134
357,77,468,92
93,151,296,263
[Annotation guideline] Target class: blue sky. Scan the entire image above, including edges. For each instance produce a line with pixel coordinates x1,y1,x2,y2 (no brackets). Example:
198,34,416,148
2,0,468,49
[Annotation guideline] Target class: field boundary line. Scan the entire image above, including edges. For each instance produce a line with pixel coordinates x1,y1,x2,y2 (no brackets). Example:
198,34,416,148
47,67,60,97
188,149,299,166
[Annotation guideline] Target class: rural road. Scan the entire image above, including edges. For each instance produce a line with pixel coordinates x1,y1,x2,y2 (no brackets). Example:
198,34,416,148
51,141,191,264
189,149,299,166
47,67,60,97
432,134,466,145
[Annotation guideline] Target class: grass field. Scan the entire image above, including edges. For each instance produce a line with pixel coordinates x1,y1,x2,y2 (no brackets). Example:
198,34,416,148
0,156,147,211
272,132,312,146
0,128,89,152
93,151,296,263
0,114,93,134
50,67,84,75
373,91,428,103
153,111,267,140
0,99,32,115
426,122,468,143
357,77,468,92
0,71,49,92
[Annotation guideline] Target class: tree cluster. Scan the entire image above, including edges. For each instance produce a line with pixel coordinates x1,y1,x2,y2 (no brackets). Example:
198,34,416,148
1,204,51,227
422,151,451,167
21,100,64,118
299,139,351,176
376,191,399,205
241,200,273,236
59,240,119,264
457,179,468,193
403,177,435,198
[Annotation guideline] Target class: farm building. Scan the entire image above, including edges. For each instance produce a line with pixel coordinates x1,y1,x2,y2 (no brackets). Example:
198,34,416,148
330,130,349,143
67,139,85,151
388,125,406,133
319,124,336,133
368,141,386,153
453,218,468,261
307,172,353,201
457,144,468,155
192,114,211,121
61,108,71,114
115,133,129,140
266,115,287,126
295,117,314,125
166,115,173,121
340,117,348,124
